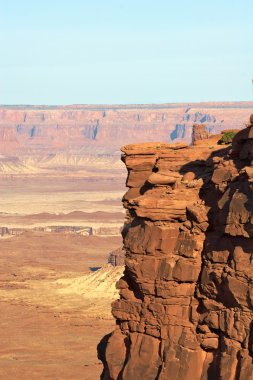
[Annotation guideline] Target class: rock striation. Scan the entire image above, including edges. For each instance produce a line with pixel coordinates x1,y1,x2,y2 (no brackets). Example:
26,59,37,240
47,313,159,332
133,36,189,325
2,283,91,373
98,116,253,379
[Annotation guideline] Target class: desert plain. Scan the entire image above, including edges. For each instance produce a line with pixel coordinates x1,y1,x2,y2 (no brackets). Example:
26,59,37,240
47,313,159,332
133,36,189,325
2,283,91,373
0,174,125,380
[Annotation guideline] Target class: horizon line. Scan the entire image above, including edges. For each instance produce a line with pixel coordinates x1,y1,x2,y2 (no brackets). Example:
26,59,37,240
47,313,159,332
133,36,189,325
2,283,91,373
1,100,253,110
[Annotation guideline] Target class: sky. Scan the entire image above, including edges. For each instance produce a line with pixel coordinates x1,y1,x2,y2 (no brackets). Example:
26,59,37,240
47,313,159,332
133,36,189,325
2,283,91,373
0,0,253,105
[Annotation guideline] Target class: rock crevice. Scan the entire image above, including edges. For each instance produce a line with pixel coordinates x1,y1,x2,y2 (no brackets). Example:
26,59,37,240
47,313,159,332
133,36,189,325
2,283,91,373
98,117,253,380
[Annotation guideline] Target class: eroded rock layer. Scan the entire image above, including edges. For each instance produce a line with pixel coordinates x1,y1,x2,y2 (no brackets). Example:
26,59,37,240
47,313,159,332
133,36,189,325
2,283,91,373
98,116,253,380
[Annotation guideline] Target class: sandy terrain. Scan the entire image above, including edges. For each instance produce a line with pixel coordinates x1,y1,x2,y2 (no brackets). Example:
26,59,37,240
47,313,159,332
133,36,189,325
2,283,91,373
0,178,124,215
0,177,125,238
0,231,123,379
0,161,126,379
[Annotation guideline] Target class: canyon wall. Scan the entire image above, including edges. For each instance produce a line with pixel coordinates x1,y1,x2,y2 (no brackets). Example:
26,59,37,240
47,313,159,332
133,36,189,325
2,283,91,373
0,102,252,176
98,115,253,379
0,103,252,157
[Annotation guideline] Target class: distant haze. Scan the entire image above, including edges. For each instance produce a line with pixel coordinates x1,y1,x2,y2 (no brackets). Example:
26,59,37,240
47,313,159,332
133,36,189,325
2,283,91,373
1,0,253,104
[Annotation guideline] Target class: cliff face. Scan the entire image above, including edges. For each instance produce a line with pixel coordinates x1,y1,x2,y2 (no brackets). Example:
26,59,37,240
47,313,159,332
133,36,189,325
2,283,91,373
98,116,253,380
0,103,252,176
0,103,252,156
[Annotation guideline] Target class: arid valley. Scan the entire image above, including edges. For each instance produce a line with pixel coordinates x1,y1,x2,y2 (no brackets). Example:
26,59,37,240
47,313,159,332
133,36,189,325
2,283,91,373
0,102,253,379
0,175,124,379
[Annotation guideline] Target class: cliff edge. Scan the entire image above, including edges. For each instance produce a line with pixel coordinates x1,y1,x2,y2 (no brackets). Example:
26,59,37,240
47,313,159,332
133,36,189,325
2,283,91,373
98,115,253,380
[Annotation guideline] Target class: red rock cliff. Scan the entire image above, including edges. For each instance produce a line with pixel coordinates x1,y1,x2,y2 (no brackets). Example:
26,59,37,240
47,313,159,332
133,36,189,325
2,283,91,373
98,115,253,380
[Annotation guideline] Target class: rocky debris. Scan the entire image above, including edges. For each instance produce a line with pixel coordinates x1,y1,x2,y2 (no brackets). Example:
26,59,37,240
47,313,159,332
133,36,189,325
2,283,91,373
108,247,125,267
98,115,253,379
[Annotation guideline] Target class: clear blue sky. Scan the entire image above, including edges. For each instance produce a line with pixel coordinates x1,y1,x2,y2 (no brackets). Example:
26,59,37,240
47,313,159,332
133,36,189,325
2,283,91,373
0,0,252,104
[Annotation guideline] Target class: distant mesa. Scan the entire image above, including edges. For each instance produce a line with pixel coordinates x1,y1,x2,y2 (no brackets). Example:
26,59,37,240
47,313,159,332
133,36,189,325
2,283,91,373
0,102,252,162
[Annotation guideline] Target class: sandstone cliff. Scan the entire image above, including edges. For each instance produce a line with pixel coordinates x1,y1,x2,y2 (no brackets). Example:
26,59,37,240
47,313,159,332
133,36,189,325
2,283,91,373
98,115,253,379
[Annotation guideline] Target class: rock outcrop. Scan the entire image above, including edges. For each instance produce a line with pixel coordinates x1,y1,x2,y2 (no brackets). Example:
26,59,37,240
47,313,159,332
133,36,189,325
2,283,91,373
98,116,253,379
108,247,125,267
192,123,209,144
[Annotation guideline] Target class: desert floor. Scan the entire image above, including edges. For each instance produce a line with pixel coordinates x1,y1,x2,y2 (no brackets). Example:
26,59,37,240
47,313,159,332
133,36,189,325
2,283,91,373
0,176,125,379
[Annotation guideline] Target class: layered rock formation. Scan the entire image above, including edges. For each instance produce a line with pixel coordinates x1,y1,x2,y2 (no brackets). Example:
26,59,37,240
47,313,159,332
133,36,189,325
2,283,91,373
0,102,252,176
0,103,252,156
98,116,253,379
108,247,125,267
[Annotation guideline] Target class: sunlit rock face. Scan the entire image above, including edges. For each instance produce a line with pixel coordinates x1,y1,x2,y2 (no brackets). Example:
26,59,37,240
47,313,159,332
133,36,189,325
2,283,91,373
98,116,253,380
